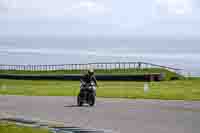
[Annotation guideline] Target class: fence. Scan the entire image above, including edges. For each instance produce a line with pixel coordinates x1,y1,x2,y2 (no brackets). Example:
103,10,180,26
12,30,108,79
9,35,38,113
0,62,182,74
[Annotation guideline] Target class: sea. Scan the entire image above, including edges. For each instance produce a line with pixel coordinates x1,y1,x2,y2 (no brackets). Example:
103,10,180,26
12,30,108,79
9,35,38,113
0,36,199,76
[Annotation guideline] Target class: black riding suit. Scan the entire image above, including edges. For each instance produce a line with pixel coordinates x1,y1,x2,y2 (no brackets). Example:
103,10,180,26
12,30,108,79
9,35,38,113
81,74,97,86
81,74,97,94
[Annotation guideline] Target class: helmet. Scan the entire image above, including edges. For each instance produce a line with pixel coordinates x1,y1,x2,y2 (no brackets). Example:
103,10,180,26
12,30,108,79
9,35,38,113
88,69,94,76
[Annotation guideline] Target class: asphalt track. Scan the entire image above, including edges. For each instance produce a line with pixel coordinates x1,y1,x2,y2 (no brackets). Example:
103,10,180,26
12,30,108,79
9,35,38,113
0,96,200,133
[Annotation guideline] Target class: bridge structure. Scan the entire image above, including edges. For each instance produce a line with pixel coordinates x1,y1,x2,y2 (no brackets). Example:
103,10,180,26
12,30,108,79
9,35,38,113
0,62,183,81
0,62,182,73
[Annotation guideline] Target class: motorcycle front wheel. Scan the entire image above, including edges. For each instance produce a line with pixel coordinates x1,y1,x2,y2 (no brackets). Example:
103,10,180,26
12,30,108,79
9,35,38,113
77,94,83,106
89,93,95,106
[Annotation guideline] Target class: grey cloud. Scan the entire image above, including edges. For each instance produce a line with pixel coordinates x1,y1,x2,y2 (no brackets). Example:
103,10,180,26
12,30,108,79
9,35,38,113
0,0,9,12
0,0,200,37
0,0,110,18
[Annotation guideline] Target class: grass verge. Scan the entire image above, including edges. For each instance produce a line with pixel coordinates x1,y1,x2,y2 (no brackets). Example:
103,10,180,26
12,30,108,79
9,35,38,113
0,79,199,100
0,122,50,133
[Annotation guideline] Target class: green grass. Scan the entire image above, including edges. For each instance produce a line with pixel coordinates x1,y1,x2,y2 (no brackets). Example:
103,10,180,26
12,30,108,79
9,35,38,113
0,68,182,80
0,122,50,133
0,79,199,101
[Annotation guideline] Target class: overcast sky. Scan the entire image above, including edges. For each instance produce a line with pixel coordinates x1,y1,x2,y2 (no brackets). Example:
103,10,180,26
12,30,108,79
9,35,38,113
0,0,200,37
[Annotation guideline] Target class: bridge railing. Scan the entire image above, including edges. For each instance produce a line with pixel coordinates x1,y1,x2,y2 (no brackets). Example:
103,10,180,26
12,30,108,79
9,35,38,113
0,62,183,74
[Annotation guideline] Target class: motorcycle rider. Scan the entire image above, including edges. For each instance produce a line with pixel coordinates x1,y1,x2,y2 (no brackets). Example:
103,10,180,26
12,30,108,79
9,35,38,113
78,69,97,106
81,69,98,92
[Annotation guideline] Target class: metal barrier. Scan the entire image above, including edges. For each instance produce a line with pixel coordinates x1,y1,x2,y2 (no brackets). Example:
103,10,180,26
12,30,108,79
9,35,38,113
0,73,164,81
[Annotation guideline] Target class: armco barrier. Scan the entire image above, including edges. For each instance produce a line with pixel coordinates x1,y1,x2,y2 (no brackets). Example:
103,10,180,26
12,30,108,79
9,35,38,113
0,73,164,81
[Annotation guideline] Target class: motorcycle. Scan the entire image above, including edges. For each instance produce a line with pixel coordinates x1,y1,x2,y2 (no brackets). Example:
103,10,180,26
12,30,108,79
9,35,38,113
77,79,96,106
